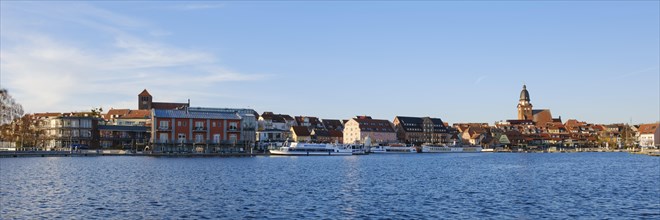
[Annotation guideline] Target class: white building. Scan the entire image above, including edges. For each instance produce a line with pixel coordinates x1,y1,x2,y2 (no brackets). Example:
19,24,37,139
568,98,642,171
257,112,296,142
638,123,660,148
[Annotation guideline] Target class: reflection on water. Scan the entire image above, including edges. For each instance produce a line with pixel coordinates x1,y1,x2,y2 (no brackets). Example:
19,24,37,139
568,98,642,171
1,153,658,219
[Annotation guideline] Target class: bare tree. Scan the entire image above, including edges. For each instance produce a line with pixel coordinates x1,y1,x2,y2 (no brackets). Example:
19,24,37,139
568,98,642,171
0,89,24,125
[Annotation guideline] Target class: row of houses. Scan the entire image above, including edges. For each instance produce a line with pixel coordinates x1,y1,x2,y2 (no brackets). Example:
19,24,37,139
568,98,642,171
2,88,659,151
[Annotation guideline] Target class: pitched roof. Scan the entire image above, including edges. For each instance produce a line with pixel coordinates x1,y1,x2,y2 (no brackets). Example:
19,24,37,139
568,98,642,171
638,123,659,134
295,116,324,128
281,115,294,121
395,116,445,133
138,89,151,97
123,110,151,119
312,129,330,137
153,109,240,120
291,126,311,136
104,109,130,120
322,119,343,130
33,112,61,118
352,117,394,132
328,130,343,137
152,102,189,110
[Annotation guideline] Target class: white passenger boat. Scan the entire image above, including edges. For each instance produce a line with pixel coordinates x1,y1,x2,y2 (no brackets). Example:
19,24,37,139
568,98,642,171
348,144,368,155
421,144,482,153
370,144,417,153
269,142,353,156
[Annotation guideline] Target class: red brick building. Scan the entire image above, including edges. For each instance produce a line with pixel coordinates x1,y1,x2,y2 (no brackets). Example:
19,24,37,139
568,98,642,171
151,109,243,153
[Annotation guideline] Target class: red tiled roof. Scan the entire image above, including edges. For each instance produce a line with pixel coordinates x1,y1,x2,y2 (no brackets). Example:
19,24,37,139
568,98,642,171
104,109,130,120
138,89,151,96
124,110,151,119
639,123,659,134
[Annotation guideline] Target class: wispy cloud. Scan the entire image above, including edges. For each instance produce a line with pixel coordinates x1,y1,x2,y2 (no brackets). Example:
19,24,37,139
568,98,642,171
172,3,224,11
0,2,263,113
474,75,488,85
611,66,659,80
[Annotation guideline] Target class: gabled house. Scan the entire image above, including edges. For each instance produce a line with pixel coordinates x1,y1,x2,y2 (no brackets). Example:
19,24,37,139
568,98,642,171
295,116,326,130
343,116,396,145
257,112,297,142
311,129,343,143
290,126,312,142
322,119,344,131
638,123,660,148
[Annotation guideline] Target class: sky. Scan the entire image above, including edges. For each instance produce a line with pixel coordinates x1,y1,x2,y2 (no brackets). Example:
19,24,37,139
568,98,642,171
1,1,659,124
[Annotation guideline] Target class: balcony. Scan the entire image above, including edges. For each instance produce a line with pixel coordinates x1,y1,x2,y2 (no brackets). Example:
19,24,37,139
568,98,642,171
193,127,206,131
158,126,170,130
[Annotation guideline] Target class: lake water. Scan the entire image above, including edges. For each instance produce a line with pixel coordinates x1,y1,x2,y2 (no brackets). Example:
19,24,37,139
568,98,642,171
1,153,659,219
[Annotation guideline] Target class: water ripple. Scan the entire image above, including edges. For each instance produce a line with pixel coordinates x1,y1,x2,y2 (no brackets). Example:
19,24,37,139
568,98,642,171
0,153,658,219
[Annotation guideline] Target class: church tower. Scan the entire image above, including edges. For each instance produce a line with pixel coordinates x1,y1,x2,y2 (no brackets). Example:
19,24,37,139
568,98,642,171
517,85,533,120
138,89,153,110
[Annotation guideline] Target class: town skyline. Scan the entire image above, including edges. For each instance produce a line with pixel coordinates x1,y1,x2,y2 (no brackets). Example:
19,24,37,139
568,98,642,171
1,1,658,124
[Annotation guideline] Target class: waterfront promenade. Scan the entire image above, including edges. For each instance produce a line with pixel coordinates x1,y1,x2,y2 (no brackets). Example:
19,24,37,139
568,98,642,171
2,148,658,158
0,150,264,158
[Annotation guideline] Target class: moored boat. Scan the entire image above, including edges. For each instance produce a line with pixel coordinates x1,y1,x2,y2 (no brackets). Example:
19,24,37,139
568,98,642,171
269,142,353,156
421,144,482,153
370,143,417,153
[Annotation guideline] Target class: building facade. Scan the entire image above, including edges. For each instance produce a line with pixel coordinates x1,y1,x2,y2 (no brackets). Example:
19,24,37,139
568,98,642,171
37,112,102,150
343,116,396,145
393,116,450,145
98,125,149,150
151,109,243,153
187,107,258,147
257,112,296,143
290,126,312,142
638,123,660,147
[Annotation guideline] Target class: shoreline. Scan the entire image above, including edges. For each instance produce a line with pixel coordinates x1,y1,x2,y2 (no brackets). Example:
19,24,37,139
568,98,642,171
2,149,658,158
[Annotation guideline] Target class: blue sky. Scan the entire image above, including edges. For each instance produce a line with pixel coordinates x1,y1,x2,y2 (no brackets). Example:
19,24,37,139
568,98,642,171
1,1,658,124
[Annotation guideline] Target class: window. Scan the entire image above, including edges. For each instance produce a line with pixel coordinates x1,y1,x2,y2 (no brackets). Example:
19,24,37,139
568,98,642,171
212,122,216,127
229,122,238,131
81,120,91,128
195,121,204,130
160,121,169,129
213,134,220,143
178,121,181,126
195,134,204,143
